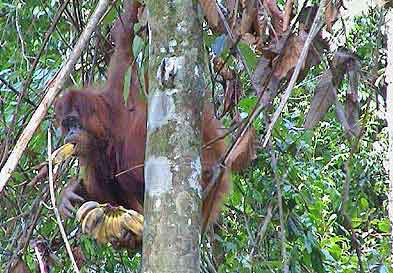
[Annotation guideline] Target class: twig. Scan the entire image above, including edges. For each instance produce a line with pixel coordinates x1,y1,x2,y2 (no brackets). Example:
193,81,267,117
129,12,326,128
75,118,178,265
271,150,288,273
0,0,112,193
250,202,273,259
20,0,72,104
15,6,29,66
0,76,35,107
47,129,80,273
201,122,241,150
262,0,327,147
115,163,144,177
5,187,48,272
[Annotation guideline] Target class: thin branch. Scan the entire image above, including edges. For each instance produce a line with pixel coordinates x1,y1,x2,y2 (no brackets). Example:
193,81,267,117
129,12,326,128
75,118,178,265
21,0,72,101
1,0,73,167
250,202,274,259
0,0,112,193
272,151,288,273
47,129,80,273
15,6,29,66
262,0,327,147
0,76,36,107
115,163,144,177
5,187,48,272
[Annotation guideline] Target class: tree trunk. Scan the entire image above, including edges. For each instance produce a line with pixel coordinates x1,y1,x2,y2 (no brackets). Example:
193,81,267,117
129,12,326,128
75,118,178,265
142,1,204,272
386,9,393,260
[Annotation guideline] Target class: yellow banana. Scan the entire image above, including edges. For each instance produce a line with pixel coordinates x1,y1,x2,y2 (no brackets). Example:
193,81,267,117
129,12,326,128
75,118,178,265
108,210,123,240
92,213,109,243
81,207,105,234
121,212,143,237
76,201,100,222
51,143,75,164
120,206,144,223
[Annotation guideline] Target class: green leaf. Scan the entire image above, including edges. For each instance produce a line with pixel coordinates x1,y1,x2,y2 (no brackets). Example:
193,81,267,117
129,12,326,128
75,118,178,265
102,4,120,26
133,35,145,60
377,219,391,233
352,217,362,228
359,197,369,209
237,42,257,70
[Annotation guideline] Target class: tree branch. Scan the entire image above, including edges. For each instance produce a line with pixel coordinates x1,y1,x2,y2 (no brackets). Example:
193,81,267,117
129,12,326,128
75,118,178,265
0,0,112,193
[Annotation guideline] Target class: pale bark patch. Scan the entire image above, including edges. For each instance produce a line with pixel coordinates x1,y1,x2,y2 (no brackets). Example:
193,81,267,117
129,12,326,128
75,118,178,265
189,158,202,197
147,92,176,132
145,156,173,197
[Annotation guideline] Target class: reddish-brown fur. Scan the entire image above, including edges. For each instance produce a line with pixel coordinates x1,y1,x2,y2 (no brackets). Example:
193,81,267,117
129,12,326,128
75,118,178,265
55,1,231,236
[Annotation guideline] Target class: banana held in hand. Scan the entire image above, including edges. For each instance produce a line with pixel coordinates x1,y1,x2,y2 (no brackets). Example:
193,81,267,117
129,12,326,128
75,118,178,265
76,202,144,245
121,209,143,237
51,143,75,164
76,201,100,221
81,206,105,234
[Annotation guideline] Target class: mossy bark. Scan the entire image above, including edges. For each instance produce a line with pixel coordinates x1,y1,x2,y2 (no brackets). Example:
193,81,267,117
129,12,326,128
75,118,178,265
142,1,204,272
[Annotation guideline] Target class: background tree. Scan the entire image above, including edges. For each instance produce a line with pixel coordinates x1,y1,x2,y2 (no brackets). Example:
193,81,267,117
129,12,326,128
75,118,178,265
142,0,204,272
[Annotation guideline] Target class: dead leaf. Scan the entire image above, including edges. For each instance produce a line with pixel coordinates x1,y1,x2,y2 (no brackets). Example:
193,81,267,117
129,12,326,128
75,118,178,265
263,0,284,34
325,0,337,32
213,57,235,80
226,0,237,14
273,33,305,80
255,6,269,44
297,30,322,81
283,0,294,32
229,127,257,172
200,0,222,32
72,246,86,269
345,65,361,137
335,100,356,138
251,57,280,104
298,6,318,32
265,30,321,81
241,33,259,46
240,0,257,34
332,48,359,85
262,31,291,60
223,78,242,116
304,70,336,129
345,93,360,137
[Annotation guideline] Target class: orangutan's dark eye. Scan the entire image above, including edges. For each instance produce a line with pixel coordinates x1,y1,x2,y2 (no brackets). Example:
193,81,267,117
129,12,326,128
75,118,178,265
62,115,81,130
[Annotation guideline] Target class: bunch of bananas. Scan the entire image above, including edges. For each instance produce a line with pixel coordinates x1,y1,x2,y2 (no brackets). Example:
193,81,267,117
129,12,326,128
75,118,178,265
76,201,144,244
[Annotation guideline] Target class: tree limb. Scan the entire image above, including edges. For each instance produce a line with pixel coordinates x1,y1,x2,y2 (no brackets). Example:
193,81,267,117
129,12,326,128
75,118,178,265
0,0,112,193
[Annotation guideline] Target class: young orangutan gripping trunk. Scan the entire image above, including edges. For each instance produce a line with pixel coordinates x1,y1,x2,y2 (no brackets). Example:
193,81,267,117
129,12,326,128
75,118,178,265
55,0,250,248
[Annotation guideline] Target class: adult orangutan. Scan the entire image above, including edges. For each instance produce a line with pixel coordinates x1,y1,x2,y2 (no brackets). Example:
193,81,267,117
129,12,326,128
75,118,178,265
55,0,252,248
